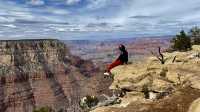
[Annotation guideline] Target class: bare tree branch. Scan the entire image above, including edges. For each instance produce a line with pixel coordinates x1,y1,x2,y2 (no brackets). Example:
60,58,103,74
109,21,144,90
151,47,166,64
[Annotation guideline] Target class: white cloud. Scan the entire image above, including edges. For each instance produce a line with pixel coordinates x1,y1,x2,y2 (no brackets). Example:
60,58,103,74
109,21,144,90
0,2,34,23
2,24,17,28
0,17,15,22
66,0,81,5
46,8,70,15
52,10,69,15
28,0,45,6
86,0,110,10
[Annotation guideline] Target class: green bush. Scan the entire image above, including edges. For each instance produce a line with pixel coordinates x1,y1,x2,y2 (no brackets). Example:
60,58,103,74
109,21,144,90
189,26,200,45
171,30,191,51
33,107,53,112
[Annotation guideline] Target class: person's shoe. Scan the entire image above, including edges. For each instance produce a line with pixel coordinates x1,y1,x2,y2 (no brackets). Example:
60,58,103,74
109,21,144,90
104,72,110,76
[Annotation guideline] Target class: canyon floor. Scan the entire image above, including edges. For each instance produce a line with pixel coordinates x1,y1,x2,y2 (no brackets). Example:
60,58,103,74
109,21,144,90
91,45,200,112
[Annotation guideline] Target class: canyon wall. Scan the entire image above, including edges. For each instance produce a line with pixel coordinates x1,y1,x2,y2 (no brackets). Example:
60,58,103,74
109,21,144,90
0,39,112,112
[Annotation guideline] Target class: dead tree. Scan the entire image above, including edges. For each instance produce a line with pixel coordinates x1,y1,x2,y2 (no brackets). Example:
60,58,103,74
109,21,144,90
172,56,177,63
151,47,167,64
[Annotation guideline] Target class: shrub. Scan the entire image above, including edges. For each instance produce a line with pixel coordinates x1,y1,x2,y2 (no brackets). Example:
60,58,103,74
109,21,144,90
189,26,200,45
79,95,99,111
171,30,191,51
33,107,53,112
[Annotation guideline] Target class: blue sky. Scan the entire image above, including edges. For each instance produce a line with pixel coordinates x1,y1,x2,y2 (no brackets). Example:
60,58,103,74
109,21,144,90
0,0,200,40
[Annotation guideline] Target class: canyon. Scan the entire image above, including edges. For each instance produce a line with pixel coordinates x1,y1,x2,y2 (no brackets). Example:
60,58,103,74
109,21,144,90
66,37,171,64
0,39,112,112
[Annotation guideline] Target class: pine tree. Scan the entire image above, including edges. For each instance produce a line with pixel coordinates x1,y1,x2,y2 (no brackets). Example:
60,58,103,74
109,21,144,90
189,27,200,45
171,30,191,51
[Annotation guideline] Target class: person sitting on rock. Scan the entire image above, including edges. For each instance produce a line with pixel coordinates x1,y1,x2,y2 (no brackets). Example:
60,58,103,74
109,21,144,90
104,44,128,76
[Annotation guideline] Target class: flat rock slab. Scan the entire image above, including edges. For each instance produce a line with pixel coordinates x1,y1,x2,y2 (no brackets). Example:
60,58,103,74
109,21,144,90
188,98,200,112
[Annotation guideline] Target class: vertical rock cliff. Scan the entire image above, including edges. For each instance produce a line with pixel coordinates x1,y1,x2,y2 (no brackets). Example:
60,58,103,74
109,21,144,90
0,39,112,112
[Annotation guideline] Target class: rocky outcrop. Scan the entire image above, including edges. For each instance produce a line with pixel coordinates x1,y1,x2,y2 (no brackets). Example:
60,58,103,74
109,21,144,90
0,39,112,112
188,98,200,112
92,45,200,112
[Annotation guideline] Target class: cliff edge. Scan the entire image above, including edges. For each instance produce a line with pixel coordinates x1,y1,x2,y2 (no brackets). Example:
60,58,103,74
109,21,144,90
92,45,200,112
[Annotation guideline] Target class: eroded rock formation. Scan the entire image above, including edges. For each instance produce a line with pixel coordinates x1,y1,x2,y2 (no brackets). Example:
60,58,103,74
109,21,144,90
0,39,112,112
